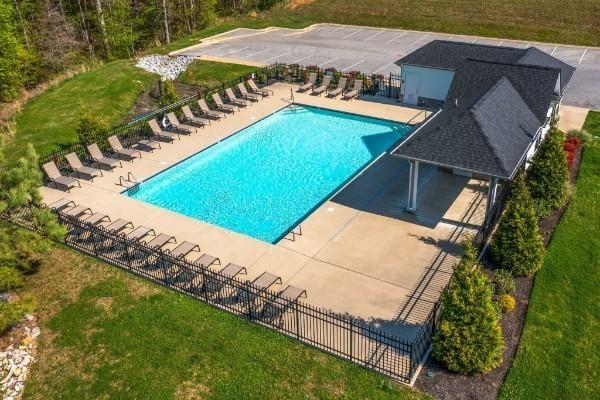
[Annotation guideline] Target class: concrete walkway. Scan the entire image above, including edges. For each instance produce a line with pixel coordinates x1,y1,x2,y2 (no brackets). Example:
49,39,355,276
41,82,486,337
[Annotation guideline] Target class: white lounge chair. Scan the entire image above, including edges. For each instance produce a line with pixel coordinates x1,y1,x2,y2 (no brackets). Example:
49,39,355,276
343,79,363,100
312,75,332,96
327,77,347,98
298,72,317,92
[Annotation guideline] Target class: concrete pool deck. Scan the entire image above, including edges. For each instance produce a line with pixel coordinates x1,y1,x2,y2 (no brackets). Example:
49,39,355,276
40,82,486,337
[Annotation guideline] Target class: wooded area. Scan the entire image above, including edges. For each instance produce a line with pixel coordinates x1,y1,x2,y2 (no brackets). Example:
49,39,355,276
0,0,280,102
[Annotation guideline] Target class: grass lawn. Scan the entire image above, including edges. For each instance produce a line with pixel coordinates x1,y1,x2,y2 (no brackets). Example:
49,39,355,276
18,243,428,400
5,60,157,164
177,60,258,89
499,111,600,399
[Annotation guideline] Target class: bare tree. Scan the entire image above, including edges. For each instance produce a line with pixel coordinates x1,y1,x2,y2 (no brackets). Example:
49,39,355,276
162,0,170,43
94,0,111,56
76,0,95,58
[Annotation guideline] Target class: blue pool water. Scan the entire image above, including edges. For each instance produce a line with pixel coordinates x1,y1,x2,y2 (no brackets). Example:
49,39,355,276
128,105,411,242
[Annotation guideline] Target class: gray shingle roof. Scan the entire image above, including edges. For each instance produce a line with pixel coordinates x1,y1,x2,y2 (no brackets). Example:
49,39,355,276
517,47,575,92
392,59,560,179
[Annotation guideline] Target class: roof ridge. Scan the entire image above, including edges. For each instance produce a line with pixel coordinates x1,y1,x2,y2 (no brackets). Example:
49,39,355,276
432,39,526,52
463,57,560,72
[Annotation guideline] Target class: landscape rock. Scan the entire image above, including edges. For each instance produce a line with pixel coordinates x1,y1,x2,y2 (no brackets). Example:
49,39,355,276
135,55,195,81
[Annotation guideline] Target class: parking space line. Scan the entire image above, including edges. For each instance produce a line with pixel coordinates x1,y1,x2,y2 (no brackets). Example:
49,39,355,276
498,40,504,46
291,54,316,64
551,46,558,55
318,57,339,67
341,59,365,71
408,34,429,47
363,30,384,41
579,49,588,64
341,29,364,40
525,42,531,48
373,62,395,73
264,51,291,62
386,32,407,43
326,27,345,36
471,38,478,43
246,48,271,58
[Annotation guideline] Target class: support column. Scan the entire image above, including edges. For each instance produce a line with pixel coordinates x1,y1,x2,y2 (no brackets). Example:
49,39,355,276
407,160,420,213
485,176,499,218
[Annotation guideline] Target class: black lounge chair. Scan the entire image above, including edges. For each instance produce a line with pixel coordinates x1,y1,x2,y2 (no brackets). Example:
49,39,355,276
43,161,81,192
198,98,226,119
248,79,273,96
260,285,307,325
149,119,180,142
108,136,143,161
237,83,260,102
87,143,122,171
65,153,103,180
212,93,238,113
181,106,210,127
48,198,75,212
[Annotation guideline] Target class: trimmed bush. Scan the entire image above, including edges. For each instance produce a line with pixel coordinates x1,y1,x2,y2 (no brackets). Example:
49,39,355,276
498,294,516,313
526,127,570,217
566,128,594,144
432,240,505,374
0,267,23,292
77,109,107,145
493,269,516,295
159,80,179,107
492,173,545,276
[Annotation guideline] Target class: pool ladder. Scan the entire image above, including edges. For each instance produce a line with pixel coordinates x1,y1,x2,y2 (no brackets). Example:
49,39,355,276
285,225,303,242
118,172,139,189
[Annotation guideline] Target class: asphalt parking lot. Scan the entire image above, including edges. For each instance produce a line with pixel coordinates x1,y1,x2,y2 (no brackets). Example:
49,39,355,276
173,23,600,110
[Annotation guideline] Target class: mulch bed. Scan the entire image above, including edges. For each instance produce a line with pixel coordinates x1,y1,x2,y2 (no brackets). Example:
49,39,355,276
415,145,584,400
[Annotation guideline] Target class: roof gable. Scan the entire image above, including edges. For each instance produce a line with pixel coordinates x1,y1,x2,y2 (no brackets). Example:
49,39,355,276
517,47,576,92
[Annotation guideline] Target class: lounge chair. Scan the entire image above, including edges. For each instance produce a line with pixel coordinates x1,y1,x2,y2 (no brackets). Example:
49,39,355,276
145,233,176,249
181,106,210,127
81,212,110,225
327,77,347,98
63,205,92,218
166,112,196,134
194,253,220,268
298,72,317,92
43,161,81,192
65,153,103,181
126,226,155,241
312,75,332,96
169,241,200,259
203,263,247,296
248,79,273,96
106,218,134,233
237,271,282,310
87,144,122,171
343,79,363,100
198,98,226,119
212,93,238,113
237,83,260,101
107,136,142,161
149,119,180,142
225,88,251,107
260,285,307,325
48,198,75,212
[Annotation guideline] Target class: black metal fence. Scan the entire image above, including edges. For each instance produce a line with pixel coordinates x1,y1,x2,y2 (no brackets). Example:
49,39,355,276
2,204,438,384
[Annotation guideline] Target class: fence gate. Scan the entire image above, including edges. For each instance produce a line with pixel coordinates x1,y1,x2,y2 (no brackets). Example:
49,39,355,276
388,73,402,99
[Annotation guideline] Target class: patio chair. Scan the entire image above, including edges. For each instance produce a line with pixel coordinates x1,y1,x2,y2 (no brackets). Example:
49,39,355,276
126,226,156,242
237,271,282,308
65,153,103,181
42,161,81,192
169,241,200,259
225,88,251,107
248,79,273,96
237,83,260,102
148,119,180,142
145,233,176,250
48,198,75,212
166,112,196,134
212,93,238,113
260,285,307,325
203,263,246,296
194,253,220,268
63,204,92,218
87,143,122,171
107,135,143,161
198,98,226,119
298,72,317,92
343,79,363,100
80,212,111,225
312,75,332,96
327,77,347,98
105,218,134,233
181,105,210,127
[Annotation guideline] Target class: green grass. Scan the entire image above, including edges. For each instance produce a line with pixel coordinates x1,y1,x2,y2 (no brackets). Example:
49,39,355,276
499,111,600,399
177,60,258,89
21,246,427,400
6,60,157,163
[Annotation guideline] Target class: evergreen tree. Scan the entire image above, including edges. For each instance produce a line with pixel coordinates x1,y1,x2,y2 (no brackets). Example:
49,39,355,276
0,1,25,101
491,173,545,276
432,240,505,374
526,124,569,217
159,80,179,107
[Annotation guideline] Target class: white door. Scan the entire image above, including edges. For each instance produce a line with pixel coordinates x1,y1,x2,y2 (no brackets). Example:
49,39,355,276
404,74,420,105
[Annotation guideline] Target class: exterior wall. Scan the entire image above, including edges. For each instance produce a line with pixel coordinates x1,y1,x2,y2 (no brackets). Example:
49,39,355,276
525,104,555,168
400,65,454,105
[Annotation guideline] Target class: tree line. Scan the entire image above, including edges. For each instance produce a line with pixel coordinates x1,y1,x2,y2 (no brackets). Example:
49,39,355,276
0,0,281,102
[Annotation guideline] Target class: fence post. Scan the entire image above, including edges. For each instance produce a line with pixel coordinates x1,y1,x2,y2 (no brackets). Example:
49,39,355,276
349,318,354,362
295,302,301,339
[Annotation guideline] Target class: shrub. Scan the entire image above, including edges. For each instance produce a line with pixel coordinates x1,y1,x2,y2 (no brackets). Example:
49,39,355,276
159,80,179,107
492,173,545,276
498,294,516,313
77,108,108,145
0,300,31,333
493,269,516,295
566,129,594,144
0,267,22,292
432,240,504,374
526,127,569,217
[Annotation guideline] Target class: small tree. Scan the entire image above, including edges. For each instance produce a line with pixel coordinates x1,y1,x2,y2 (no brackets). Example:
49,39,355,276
491,173,545,276
77,108,108,145
526,125,569,217
159,80,179,107
432,240,504,374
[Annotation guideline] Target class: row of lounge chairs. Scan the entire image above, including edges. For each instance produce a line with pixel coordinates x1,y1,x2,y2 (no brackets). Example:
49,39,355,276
298,73,362,100
47,198,307,323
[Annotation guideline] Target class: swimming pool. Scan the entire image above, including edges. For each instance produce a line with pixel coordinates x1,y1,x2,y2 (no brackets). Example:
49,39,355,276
127,105,411,242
